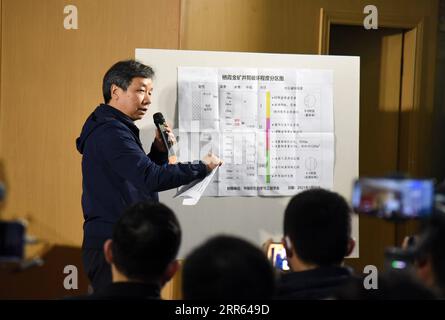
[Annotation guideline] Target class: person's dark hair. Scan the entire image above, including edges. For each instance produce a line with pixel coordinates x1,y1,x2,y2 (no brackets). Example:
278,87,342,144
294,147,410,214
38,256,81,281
284,188,351,266
415,212,445,296
182,235,276,300
111,201,180,282
102,59,155,104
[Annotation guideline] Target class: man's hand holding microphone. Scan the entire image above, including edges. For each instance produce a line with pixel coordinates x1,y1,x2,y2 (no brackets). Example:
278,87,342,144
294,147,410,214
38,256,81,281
153,112,222,171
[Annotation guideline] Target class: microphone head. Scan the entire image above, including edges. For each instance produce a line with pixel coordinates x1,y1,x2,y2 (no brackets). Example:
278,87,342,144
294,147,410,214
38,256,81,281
153,112,165,126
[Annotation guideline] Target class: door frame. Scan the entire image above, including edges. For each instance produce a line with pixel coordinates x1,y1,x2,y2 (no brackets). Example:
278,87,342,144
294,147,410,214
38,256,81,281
319,9,429,265
318,8,425,177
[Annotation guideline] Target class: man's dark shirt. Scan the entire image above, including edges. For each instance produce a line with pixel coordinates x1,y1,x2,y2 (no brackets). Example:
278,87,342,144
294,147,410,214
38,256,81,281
68,282,161,300
275,266,354,300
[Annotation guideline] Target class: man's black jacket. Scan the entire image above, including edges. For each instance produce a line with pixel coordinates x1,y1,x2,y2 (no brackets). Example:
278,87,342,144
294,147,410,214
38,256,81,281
76,104,207,249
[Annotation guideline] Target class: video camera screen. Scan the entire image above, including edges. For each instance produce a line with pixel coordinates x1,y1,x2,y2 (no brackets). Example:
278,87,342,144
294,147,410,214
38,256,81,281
352,178,434,219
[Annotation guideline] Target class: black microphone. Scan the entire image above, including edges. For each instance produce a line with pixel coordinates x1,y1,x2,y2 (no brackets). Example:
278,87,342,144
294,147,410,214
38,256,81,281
153,112,177,162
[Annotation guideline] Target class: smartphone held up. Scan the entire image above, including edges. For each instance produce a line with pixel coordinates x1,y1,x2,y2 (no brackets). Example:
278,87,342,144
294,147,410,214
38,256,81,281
267,242,290,271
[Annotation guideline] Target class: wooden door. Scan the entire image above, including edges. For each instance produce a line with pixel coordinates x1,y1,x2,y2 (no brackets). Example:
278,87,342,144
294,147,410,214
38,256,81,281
330,25,411,272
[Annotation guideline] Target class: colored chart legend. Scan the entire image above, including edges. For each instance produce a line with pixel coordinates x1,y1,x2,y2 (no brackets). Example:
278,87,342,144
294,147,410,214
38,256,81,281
266,91,271,184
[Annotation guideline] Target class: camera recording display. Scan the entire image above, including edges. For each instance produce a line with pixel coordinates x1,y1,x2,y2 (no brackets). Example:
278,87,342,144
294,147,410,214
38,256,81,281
352,178,434,219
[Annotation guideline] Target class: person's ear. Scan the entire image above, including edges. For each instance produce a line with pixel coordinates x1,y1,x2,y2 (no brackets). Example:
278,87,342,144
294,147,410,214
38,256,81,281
161,260,180,286
103,239,113,264
111,84,121,101
345,237,356,257
282,235,294,258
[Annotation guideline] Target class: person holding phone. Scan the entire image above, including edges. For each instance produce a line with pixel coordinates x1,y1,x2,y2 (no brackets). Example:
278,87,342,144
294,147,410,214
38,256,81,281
409,212,445,298
274,188,356,299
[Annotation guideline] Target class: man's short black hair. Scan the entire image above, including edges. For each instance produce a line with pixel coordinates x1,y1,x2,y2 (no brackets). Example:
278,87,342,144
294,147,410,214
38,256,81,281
284,188,352,266
182,235,276,300
102,59,154,104
111,201,180,282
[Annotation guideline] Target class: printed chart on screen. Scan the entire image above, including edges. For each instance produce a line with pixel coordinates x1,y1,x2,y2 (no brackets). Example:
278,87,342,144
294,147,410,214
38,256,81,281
178,67,334,197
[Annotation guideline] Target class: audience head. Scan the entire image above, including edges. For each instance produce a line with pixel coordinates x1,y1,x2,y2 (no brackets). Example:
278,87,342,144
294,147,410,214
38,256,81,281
103,201,180,285
182,235,276,300
414,212,445,297
283,188,354,269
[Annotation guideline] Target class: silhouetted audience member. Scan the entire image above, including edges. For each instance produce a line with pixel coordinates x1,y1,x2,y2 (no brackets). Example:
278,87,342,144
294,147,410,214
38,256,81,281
78,201,181,299
182,235,276,300
276,188,355,299
412,212,445,298
335,270,437,300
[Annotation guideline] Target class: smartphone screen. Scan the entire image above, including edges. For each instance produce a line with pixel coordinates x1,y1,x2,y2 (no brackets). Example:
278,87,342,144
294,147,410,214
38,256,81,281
352,178,434,219
0,221,25,262
267,242,290,271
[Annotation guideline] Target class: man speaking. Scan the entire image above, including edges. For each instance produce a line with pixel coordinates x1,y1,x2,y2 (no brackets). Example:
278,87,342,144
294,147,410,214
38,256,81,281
76,60,221,291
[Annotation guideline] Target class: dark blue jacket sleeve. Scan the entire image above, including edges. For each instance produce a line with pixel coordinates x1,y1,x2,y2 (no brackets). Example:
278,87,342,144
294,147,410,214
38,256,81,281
98,123,208,193
148,142,168,165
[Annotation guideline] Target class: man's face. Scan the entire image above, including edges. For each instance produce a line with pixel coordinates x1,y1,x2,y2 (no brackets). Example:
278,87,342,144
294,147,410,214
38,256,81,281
112,77,153,121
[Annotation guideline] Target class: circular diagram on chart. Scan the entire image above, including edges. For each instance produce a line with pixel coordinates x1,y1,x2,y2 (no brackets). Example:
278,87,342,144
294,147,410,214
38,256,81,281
304,94,316,108
305,157,318,170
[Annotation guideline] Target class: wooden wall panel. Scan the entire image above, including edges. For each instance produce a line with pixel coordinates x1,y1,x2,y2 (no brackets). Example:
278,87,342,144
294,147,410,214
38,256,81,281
181,0,436,53
0,0,2,155
432,2,445,182
0,0,181,248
